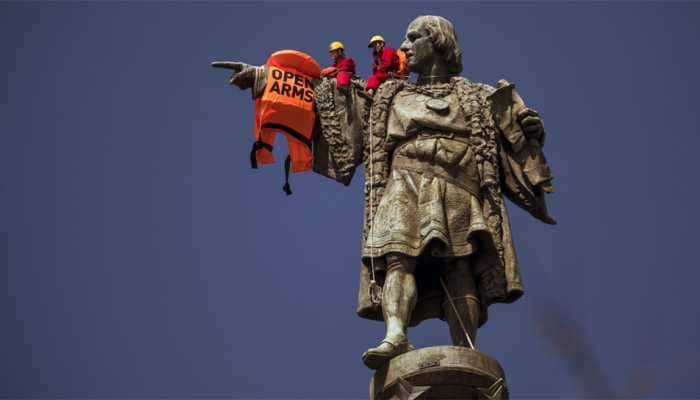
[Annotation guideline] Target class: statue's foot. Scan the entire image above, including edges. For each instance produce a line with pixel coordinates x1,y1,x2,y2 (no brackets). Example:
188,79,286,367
362,338,415,370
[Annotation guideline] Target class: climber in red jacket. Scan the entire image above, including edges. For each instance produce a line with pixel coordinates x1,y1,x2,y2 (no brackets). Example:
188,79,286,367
365,35,400,96
320,41,356,90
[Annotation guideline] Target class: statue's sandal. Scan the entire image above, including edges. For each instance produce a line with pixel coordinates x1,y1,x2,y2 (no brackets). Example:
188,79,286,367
362,339,415,369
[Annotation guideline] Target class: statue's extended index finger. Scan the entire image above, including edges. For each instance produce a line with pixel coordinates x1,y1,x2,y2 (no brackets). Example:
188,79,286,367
210,61,245,72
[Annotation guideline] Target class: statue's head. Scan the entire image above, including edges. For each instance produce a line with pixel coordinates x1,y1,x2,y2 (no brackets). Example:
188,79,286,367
400,15,463,75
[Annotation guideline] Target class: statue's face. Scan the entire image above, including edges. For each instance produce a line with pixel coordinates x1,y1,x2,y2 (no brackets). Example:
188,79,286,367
400,18,437,74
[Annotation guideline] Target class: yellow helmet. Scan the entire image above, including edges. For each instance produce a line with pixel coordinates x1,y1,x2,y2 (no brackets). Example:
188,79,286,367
368,35,385,48
329,41,344,52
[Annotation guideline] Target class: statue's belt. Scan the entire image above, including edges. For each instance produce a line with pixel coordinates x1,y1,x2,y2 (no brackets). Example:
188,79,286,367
391,152,481,198
390,130,476,148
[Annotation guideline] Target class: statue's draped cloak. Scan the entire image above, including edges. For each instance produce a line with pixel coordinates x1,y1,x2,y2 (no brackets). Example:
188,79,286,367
312,76,554,328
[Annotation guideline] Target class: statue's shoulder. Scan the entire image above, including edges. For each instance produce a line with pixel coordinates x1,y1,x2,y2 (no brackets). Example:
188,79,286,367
376,79,406,100
453,76,496,98
371,79,406,113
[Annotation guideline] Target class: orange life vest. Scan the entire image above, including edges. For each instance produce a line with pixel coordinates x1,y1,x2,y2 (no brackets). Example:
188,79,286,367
252,50,321,194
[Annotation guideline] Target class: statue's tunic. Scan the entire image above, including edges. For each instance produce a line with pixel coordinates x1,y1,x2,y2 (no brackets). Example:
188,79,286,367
363,89,490,260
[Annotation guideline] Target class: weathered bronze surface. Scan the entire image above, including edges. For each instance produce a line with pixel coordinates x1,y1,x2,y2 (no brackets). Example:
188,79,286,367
213,14,555,398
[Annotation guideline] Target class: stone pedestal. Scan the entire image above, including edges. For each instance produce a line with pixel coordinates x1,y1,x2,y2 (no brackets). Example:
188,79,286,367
369,346,508,399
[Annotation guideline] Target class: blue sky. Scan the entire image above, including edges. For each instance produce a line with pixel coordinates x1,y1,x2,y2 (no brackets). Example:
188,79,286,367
2,2,700,398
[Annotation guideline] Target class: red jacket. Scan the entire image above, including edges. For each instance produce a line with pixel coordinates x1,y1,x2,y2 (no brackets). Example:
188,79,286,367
336,56,356,88
322,56,356,88
366,47,399,91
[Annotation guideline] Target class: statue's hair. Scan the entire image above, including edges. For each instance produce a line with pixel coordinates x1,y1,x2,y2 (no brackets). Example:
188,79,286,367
414,15,463,75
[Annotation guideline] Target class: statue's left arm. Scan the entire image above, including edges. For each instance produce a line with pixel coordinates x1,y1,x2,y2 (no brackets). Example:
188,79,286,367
487,79,556,225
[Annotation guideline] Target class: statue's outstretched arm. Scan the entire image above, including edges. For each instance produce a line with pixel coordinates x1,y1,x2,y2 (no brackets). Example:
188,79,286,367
211,61,267,98
211,58,367,186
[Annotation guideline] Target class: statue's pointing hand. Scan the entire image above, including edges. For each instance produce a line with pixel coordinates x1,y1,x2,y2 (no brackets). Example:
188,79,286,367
211,61,257,90
517,108,545,142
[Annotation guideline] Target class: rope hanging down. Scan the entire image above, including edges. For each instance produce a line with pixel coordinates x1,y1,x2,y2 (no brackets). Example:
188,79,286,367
367,105,382,305
440,277,476,350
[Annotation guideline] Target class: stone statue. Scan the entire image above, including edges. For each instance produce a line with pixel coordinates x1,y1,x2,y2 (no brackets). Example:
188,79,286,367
213,15,555,399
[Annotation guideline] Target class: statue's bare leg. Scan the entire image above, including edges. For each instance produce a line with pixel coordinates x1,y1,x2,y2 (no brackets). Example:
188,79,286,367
362,252,417,369
443,257,480,347
382,253,417,344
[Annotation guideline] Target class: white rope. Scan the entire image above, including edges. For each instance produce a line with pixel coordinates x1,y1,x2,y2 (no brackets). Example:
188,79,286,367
440,277,475,350
367,104,381,305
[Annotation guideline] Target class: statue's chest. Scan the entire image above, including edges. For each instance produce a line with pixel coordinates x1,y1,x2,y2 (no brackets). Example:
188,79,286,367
387,90,475,137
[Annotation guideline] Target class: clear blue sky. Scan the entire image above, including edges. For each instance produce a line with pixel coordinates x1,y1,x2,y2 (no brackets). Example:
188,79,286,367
2,2,700,398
